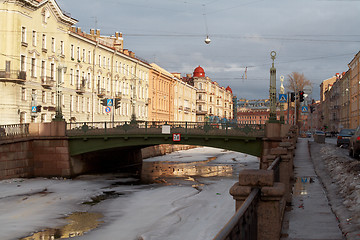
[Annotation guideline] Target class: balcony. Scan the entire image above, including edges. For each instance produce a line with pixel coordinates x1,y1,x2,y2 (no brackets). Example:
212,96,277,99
0,70,26,83
184,107,191,112
115,92,123,98
97,88,106,98
196,110,207,115
197,89,206,93
41,76,55,88
76,78,87,94
196,99,206,104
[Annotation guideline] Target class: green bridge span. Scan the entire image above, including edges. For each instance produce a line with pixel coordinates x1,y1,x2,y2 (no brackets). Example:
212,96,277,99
67,121,265,157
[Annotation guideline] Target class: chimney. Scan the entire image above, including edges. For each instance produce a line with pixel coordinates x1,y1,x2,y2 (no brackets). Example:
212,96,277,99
115,32,120,39
77,27,81,33
123,49,129,55
186,74,192,78
129,51,135,58
90,29,95,35
96,29,100,36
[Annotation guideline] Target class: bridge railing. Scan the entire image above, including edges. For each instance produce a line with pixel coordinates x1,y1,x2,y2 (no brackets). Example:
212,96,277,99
66,121,265,137
213,156,281,240
0,123,29,139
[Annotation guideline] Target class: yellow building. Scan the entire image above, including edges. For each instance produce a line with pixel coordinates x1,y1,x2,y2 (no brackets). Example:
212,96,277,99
0,0,151,124
148,63,175,121
349,51,360,128
172,73,197,122
185,66,233,122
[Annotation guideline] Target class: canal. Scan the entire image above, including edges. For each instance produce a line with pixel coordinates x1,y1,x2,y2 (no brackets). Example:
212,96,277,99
0,147,259,240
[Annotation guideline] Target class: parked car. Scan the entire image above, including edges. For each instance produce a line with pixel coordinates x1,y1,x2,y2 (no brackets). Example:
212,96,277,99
349,126,360,158
305,131,312,138
314,130,325,135
337,129,354,147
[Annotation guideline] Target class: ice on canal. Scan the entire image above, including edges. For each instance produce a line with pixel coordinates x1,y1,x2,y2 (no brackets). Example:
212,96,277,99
0,147,259,240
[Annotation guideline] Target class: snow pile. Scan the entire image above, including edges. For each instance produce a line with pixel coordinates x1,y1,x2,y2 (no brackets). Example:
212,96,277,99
313,143,360,239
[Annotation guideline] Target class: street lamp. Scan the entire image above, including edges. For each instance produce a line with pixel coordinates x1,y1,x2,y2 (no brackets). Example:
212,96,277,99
53,64,66,121
269,51,277,122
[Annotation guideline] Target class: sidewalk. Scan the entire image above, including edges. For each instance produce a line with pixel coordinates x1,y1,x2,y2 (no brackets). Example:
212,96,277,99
281,138,344,240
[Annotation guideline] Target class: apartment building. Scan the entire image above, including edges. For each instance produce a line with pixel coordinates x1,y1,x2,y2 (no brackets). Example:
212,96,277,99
0,0,151,124
183,66,233,122
172,73,197,122
148,63,175,122
349,51,360,129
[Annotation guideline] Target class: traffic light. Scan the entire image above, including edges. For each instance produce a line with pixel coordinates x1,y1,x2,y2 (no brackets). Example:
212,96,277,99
36,105,42,112
290,92,295,102
115,98,121,109
101,98,107,106
299,91,304,102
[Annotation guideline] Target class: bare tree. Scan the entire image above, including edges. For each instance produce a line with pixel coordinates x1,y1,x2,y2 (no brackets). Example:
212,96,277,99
286,72,312,92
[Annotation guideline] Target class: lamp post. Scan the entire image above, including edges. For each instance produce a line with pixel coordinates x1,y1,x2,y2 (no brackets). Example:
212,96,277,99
280,75,285,123
269,51,277,122
53,64,66,121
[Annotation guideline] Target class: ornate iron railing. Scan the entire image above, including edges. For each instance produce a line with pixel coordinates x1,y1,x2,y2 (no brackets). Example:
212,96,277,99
213,189,260,240
0,124,29,138
66,121,265,137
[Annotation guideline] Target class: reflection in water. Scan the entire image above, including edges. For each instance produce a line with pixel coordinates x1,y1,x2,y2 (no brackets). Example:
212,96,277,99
141,159,233,183
293,176,315,196
20,212,103,240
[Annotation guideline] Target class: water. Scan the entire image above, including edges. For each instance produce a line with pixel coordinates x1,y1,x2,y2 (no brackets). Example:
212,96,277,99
17,148,258,240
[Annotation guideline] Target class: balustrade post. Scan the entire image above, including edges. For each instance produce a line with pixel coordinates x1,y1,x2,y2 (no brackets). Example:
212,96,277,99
230,169,285,240
185,122,188,133
104,122,107,133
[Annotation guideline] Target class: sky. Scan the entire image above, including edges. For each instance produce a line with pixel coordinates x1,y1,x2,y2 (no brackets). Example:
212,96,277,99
56,0,360,100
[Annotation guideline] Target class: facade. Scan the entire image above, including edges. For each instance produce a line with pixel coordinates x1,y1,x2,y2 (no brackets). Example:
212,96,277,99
183,66,233,122
349,51,360,129
148,63,175,121
172,73,197,122
0,0,150,124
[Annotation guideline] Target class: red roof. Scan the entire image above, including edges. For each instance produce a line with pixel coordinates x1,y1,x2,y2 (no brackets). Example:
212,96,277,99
226,86,233,93
193,66,205,78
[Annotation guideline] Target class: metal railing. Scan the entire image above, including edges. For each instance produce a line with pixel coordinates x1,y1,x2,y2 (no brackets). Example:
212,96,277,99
213,189,260,240
267,156,281,182
66,121,265,137
213,156,281,240
0,124,29,138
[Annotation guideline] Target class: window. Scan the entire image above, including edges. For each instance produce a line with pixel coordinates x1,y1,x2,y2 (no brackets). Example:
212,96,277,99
87,72,91,88
42,34,46,49
50,63,55,80
70,95,73,111
51,37,55,52
51,92,55,104
42,91,46,103
60,41,64,55
103,57,106,68
32,31,36,46
20,55,26,71
82,49,86,62
71,45,74,59
21,26,26,43
21,87,26,101
98,55,101,67
70,69,74,85
88,50,91,64
31,58,36,77
108,58,110,70
41,60,45,78
77,47,80,60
